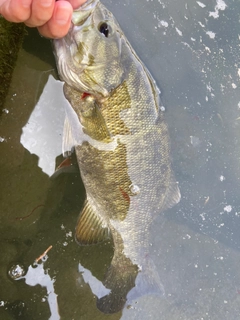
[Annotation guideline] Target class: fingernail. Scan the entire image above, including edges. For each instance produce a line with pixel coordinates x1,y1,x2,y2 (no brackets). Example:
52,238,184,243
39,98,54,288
40,0,53,8
55,7,71,25
21,0,32,8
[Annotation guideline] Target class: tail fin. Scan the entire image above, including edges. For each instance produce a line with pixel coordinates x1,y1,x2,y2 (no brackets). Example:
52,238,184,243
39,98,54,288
96,258,164,314
96,262,138,314
127,258,165,301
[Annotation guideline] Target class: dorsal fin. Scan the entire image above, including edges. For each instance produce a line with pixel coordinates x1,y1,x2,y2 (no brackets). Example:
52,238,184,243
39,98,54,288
75,200,110,245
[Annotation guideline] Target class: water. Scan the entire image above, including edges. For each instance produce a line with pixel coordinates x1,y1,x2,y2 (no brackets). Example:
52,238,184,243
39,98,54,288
0,0,240,319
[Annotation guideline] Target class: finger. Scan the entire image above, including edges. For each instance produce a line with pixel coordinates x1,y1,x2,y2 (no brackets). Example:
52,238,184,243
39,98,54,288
0,0,32,22
37,1,72,38
25,0,55,27
67,0,87,10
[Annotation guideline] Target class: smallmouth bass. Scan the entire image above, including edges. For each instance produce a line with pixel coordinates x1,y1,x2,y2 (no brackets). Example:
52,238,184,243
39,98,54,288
53,0,181,314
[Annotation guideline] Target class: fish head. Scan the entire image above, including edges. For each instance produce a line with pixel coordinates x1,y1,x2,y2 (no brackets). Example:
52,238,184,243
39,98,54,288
54,0,126,98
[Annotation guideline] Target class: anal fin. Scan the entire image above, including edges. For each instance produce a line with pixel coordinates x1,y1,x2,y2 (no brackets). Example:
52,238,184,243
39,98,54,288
75,200,110,245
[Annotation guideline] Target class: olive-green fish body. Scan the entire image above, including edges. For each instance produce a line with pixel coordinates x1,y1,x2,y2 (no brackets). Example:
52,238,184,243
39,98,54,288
54,0,180,313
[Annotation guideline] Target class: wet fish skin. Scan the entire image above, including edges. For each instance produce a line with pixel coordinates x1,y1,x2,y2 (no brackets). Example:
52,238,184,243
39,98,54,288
53,0,181,314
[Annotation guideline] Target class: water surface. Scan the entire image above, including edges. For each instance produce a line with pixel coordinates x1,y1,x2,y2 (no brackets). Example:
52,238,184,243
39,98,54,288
0,0,240,319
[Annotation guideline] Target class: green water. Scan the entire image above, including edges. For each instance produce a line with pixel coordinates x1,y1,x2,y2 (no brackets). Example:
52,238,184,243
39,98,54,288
0,0,240,319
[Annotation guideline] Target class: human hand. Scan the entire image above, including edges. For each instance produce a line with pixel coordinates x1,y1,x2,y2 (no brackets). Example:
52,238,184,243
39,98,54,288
0,0,87,38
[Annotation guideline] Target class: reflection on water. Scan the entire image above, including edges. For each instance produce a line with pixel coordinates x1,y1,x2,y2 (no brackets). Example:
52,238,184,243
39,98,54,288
24,260,60,320
0,0,240,319
20,75,65,176
78,263,111,298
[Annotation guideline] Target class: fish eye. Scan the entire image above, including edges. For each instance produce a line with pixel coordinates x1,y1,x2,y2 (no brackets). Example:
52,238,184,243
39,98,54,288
98,22,111,38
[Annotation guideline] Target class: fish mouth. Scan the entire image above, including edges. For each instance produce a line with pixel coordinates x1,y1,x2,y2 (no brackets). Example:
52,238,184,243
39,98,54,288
54,36,108,97
53,0,98,88
53,0,115,97
72,0,99,25
54,48,85,97
54,25,110,97
53,21,91,91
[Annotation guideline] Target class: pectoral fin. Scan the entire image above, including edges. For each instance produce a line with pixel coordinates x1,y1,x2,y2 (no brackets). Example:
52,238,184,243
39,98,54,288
75,200,110,245
160,175,181,213
62,116,76,157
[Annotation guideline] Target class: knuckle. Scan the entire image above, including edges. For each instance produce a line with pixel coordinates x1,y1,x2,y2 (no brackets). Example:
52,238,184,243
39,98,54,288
8,4,30,22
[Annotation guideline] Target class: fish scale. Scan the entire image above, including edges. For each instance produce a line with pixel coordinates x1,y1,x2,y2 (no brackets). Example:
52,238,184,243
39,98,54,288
53,0,180,314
